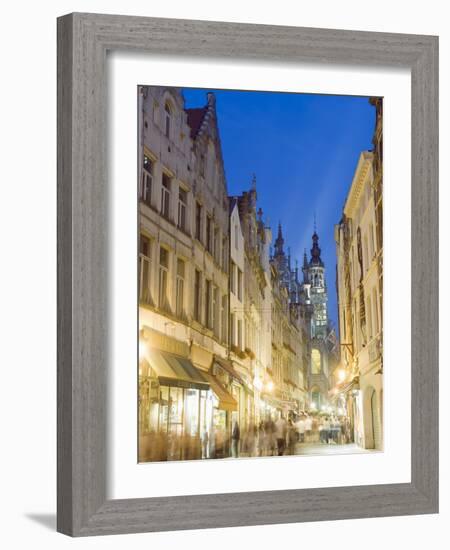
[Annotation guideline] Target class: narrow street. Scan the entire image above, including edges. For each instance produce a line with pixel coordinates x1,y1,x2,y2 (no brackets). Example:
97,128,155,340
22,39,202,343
294,442,374,455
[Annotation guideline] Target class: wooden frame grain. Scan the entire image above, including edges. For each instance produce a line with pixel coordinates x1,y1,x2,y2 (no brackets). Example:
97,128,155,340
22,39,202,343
57,13,438,536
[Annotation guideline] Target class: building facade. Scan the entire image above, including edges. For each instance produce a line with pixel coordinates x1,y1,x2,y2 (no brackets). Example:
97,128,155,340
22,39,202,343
138,87,237,460
334,145,383,450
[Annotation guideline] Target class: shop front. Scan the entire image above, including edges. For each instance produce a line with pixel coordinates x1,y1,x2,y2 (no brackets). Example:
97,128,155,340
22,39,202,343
212,356,247,428
139,345,238,461
260,392,282,421
328,375,360,444
139,347,213,461
202,371,237,458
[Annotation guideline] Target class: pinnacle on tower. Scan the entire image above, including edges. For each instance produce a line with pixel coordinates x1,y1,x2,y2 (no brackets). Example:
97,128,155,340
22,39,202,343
274,222,284,256
303,249,308,268
310,230,324,267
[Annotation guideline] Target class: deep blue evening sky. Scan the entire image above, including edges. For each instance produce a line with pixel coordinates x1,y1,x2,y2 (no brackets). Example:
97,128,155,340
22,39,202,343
183,88,376,331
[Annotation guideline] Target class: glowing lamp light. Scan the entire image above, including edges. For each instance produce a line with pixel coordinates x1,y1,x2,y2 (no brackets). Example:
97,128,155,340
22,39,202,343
139,340,147,361
253,375,263,391
310,402,317,411
337,369,346,383
266,380,274,392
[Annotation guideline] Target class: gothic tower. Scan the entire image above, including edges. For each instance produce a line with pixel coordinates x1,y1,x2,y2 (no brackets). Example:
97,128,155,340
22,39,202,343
303,230,331,411
306,231,328,339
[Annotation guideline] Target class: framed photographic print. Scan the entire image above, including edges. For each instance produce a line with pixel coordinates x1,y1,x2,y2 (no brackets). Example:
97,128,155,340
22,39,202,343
57,13,438,536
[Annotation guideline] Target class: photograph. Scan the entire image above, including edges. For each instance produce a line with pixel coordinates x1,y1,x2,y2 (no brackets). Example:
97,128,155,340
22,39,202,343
137,85,383,462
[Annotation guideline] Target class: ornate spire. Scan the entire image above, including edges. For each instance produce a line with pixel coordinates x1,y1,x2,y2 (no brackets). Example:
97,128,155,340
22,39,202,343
257,207,263,223
302,248,309,283
249,173,257,209
274,222,284,256
310,230,324,266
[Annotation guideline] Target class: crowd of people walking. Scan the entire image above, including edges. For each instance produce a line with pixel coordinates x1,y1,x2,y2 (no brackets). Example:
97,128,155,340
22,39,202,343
139,412,353,462
232,412,352,458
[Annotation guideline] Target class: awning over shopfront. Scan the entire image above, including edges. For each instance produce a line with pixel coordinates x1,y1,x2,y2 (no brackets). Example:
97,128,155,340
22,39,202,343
146,349,209,391
202,372,237,412
213,356,246,386
329,376,360,400
261,393,283,411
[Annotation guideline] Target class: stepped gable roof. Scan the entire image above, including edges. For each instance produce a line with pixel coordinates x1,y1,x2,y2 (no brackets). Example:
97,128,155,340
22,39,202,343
185,106,208,139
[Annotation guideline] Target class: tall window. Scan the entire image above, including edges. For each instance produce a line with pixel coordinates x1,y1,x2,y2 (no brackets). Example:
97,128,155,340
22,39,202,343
363,235,369,273
222,236,228,272
311,349,321,374
311,390,321,409
230,313,236,346
164,102,172,138
205,280,212,328
214,226,220,263
161,174,171,219
158,247,169,311
199,154,205,177
206,216,212,253
237,319,243,350
177,187,187,231
366,294,373,340
139,235,152,303
230,261,236,294
195,201,202,241
221,295,227,343
369,222,375,260
234,224,239,249
194,270,201,322
175,258,185,318
212,286,220,337
237,269,243,301
140,155,153,206
372,288,379,335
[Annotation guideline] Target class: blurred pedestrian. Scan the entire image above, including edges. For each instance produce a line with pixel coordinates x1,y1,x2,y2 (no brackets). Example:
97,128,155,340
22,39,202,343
231,420,240,458
305,415,313,442
323,416,331,444
333,416,341,444
243,424,257,456
275,415,287,455
295,415,305,443
265,418,276,456
287,419,297,455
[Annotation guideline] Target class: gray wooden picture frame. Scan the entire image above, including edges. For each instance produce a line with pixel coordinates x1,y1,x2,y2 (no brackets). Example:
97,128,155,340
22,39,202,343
57,12,439,537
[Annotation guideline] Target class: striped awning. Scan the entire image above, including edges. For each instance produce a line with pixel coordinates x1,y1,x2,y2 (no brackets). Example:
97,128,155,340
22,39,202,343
213,356,246,386
202,372,237,412
146,349,209,391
